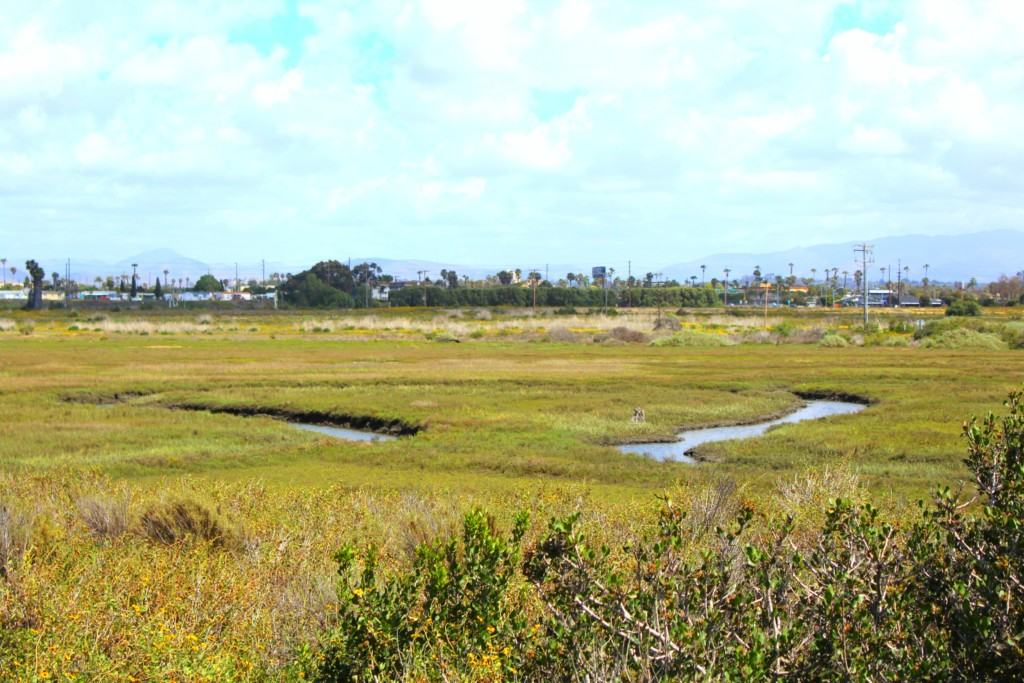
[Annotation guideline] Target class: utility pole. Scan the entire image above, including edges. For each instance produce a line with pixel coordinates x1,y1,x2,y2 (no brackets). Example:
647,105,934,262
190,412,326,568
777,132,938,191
234,262,239,292
763,272,769,328
896,259,902,308
417,270,428,306
261,259,266,287
854,243,873,327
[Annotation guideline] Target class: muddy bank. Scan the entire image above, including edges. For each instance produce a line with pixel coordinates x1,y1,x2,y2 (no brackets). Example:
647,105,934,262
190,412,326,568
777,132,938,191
793,389,874,405
168,402,421,436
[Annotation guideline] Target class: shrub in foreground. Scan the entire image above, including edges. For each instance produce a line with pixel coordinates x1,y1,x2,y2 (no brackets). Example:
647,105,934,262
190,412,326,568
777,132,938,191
139,499,236,548
310,390,1024,681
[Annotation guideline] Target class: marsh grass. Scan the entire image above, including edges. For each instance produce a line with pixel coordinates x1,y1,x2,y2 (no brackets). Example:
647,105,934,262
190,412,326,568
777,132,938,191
139,499,237,548
1,308,1023,678
77,495,131,539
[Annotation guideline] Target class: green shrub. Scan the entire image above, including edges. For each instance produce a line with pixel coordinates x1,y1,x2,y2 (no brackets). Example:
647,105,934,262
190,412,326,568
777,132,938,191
880,335,911,347
887,318,914,333
818,333,848,348
650,330,730,347
946,299,982,317
920,328,1007,350
772,321,797,338
309,390,1024,680
313,510,529,680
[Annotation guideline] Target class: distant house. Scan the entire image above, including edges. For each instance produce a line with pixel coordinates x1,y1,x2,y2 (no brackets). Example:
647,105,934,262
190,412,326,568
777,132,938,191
0,289,27,301
78,290,121,301
372,284,390,302
840,290,925,307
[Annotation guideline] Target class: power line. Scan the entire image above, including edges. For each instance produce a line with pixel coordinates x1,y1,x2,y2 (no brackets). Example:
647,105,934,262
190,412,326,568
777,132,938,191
854,243,873,327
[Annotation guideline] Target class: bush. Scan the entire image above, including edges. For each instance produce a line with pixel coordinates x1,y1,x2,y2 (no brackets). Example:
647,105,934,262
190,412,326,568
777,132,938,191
77,496,130,539
0,503,33,580
309,389,1024,681
888,318,914,333
920,328,1007,350
818,333,848,347
650,330,730,347
609,326,648,344
772,321,797,338
652,315,682,331
312,510,529,680
880,335,911,347
139,500,236,548
946,299,982,317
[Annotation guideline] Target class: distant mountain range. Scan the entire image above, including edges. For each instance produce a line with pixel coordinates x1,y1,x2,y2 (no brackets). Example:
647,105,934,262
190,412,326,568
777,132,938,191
12,229,1022,286
659,230,1024,284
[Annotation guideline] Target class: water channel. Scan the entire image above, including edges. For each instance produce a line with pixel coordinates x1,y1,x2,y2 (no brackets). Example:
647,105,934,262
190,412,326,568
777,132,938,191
617,400,866,463
292,423,398,442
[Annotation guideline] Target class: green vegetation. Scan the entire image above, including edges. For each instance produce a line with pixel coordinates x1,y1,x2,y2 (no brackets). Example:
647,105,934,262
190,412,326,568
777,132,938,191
310,393,1024,680
388,284,719,308
193,274,225,292
946,298,982,316
1,306,1024,679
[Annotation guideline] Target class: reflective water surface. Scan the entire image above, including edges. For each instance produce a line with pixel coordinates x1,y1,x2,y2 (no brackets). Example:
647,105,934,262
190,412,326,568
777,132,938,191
617,400,865,463
292,423,397,442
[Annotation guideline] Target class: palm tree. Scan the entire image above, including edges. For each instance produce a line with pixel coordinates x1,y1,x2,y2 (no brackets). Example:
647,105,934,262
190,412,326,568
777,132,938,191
566,273,576,288
842,270,849,291
0,258,5,286
10,266,17,283
700,264,706,285
722,268,731,305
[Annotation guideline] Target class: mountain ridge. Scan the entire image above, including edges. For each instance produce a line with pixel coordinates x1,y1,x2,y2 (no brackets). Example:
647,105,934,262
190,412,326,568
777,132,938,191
12,229,1022,285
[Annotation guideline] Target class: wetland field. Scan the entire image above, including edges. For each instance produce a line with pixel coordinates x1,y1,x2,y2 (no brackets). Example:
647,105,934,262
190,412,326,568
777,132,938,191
2,305,1023,680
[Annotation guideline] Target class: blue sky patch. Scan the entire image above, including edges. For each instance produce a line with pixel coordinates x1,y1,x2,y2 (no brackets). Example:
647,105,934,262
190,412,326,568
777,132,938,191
532,88,581,121
228,0,315,67
824,0,905,50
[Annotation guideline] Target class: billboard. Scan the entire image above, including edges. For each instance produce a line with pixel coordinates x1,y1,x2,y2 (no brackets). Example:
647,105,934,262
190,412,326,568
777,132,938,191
591,266,607,281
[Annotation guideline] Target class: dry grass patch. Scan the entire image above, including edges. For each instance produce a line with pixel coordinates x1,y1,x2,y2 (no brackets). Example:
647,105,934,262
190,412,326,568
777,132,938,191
139,499,238,548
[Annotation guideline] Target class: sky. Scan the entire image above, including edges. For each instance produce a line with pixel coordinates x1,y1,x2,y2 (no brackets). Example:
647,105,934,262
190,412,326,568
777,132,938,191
1,0,1023,269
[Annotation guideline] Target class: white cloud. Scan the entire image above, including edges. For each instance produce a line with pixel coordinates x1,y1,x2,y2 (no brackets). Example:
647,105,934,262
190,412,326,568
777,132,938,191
839,125,908,156
2,0,1024,267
